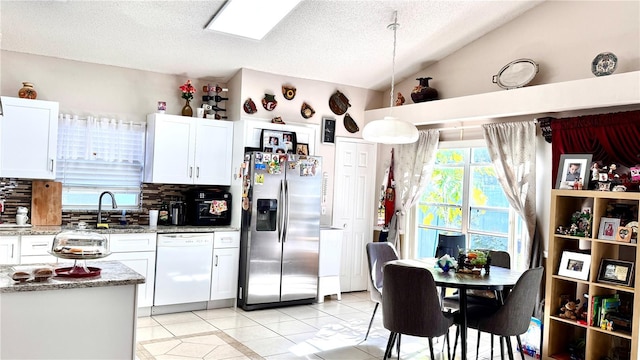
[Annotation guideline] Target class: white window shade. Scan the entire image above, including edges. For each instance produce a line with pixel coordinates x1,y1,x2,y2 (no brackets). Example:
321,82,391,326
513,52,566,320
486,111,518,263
56,114,145,209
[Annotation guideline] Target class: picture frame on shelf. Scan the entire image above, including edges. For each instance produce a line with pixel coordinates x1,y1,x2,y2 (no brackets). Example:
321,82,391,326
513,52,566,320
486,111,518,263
598,217,620,240
615,226,632,243
558,251,591,280
295,143,309,156
555,154,592,189
597,259,634,287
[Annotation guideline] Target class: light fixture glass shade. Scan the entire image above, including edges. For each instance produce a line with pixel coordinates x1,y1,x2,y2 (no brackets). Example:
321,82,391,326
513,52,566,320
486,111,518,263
362,116,419,144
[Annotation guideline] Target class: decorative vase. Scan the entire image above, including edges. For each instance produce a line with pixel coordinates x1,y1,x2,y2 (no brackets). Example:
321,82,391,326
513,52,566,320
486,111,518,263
181,99,193,117
410,77,438,103
18,82,37,99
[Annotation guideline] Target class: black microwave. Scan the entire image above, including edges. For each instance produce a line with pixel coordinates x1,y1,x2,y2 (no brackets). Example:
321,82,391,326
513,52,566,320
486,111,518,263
186,191,232,226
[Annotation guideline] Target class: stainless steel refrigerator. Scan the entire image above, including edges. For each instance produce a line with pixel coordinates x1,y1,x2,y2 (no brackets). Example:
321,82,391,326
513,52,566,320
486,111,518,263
238,152,321,310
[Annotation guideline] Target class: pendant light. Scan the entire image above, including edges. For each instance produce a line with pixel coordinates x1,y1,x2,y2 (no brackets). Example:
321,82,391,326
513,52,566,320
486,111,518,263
362,11,419,144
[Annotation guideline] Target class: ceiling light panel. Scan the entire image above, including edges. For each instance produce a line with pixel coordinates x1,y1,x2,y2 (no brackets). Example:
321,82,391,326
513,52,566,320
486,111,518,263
205,0,301,40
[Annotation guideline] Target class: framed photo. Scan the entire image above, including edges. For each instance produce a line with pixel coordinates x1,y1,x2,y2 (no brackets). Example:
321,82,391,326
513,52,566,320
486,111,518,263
555,154,592,190
597,259,634,287
598,217,620,240
558,251,591,280
296,143,309,156
615,226,632,243
322,117,336,144
260,129,297,154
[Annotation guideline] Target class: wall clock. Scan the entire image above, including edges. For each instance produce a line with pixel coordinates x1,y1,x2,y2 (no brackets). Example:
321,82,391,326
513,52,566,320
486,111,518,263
322,117,336,144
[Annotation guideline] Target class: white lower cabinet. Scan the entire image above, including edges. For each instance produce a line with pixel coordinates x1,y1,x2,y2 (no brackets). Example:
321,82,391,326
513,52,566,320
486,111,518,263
20,235,57,264
210,231,239,301
0,236,19,264
109,233,156,308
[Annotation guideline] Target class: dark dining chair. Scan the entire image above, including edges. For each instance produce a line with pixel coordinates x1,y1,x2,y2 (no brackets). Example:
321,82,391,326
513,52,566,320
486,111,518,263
382,261,454,360
364,241,399,341
435,233,466,259
436,234,466,306
453,266,544,360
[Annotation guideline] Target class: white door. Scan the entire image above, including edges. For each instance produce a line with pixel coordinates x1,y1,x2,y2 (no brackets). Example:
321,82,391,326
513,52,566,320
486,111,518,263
0,236,19,264
108,251,156,307
145,114,196,184
0,97,59,179
333,138,377,292
211,247,240,300
194,119,233,185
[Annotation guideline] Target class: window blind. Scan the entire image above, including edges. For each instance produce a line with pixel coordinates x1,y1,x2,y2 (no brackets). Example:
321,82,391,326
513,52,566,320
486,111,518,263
56,114,146,208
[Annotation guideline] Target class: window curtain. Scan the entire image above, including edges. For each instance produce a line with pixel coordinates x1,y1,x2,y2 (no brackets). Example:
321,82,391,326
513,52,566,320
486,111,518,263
57,114,146,188
482,121,542,269
550,110,640,183
388,129,439,258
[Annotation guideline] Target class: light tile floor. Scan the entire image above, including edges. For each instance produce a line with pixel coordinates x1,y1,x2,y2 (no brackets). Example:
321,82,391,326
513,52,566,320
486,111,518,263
136,291,537,359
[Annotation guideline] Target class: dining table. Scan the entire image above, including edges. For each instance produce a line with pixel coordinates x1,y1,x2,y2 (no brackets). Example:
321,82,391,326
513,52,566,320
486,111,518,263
393,258,524,360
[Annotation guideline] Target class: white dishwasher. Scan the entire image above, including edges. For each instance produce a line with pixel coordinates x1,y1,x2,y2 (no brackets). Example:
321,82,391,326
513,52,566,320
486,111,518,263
154,233,214,306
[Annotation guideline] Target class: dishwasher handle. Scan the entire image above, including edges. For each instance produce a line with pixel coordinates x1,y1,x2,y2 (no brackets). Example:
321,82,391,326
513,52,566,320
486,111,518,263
157,234,213,247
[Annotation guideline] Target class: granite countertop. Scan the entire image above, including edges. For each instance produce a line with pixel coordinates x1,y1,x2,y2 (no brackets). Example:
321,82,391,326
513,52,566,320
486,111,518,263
0,225,239,236
0,261,145,294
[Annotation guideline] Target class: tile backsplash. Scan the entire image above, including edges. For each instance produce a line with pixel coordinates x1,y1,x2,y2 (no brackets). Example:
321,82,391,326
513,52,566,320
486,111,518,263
0,178,227,226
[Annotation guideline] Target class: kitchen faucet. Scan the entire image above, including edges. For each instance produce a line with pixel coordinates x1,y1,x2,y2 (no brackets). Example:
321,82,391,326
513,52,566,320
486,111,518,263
97,191,118,227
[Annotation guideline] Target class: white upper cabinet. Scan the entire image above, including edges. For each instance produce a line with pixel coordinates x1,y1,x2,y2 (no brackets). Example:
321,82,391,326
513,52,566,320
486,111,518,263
144,113,233,185
0,97,59,179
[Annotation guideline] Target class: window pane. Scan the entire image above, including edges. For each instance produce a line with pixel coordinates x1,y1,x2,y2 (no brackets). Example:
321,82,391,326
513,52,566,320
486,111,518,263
469,208,509,233
417,204,463,229
471,148,492,164
422,167,464,205
435,149,465,165
470,165,510,208
62,189,140,210
469,233,508,251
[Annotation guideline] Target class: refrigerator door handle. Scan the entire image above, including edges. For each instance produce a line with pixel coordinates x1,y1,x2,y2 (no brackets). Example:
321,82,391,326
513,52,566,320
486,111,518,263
283,179,290,242
278,179,285,243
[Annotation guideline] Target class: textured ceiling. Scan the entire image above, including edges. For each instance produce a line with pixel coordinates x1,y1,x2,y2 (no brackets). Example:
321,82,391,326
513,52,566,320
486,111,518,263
0,0,542,91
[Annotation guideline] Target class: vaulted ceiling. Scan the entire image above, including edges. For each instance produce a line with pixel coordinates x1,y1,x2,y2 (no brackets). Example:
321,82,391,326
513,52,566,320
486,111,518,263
0,1,542,91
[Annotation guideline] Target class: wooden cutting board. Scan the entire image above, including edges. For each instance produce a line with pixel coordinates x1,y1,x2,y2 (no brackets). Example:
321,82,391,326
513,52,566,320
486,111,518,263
31,180,62,226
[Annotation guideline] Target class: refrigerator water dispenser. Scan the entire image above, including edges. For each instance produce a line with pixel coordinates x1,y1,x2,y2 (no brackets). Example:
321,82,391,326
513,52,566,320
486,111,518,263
256,199,277,231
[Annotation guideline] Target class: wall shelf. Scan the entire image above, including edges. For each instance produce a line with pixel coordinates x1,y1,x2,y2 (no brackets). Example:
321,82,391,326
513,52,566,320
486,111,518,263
364,71,640,125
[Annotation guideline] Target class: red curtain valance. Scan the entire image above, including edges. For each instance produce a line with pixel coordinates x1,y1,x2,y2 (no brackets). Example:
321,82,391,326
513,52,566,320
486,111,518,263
550,110,640,184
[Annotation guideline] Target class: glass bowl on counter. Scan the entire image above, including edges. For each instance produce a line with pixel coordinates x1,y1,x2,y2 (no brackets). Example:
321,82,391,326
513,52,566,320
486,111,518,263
50,222,111,277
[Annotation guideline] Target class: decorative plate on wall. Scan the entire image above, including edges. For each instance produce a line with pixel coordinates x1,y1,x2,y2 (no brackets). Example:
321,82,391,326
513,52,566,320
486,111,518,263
343,113,359,133
492,58,539,89
328,90,351,115
591,52,618,76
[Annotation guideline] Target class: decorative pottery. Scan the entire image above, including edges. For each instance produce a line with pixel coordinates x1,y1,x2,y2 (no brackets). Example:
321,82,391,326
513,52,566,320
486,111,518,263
329,90,351,115
262,94,278,111
243,98,257,114
343,113,359,133
272,116,285,124
282,85,296,100
411,77,438,103
591,52,617,76
18,82,37,99
181,99,193,117
300,102,315,119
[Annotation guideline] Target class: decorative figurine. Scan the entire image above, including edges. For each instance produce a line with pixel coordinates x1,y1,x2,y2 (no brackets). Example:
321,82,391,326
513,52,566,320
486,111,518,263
395,92,405,106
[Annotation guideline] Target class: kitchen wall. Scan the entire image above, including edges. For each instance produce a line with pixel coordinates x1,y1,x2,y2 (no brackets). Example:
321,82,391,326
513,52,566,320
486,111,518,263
229,68,383,225
0,51,382,227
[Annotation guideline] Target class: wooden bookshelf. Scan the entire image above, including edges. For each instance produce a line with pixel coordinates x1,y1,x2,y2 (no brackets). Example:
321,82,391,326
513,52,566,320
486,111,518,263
543,190,640,360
